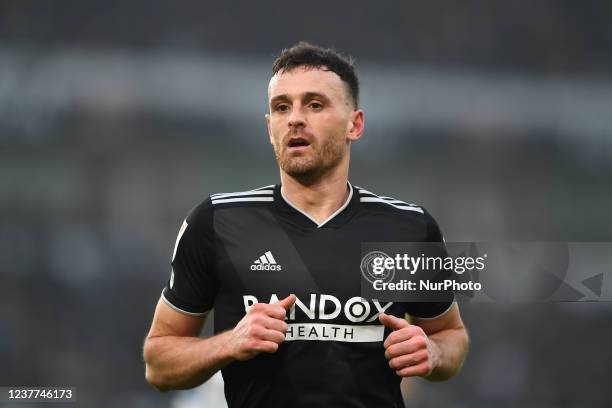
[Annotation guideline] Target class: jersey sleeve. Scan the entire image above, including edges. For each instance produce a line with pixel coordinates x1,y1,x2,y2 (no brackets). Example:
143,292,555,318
404,208,455,320
161,198,218,315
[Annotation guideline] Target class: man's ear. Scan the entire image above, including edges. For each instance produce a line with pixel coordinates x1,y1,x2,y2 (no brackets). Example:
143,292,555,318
347,109,365,142
265,113,273,145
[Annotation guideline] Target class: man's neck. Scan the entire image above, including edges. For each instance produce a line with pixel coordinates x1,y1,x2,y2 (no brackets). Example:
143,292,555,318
280,169,350,226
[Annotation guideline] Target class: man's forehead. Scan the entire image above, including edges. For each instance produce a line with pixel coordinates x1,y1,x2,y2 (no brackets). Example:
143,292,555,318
268,67,346,99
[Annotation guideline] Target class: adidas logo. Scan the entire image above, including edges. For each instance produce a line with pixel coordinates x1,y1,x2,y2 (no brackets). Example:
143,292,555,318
251,251,282,271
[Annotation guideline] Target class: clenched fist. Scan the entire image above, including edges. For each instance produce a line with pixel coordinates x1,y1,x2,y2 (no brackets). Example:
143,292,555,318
226,294,296,361
379,313,437,377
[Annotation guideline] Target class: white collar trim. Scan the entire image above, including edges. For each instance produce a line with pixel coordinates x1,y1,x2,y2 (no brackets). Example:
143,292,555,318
280,182,353,228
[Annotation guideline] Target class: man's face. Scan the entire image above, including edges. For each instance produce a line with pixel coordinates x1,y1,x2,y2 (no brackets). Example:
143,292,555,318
266,66,363,181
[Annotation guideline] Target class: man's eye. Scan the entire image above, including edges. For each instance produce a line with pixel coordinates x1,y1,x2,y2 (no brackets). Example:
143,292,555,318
275,104,289,112
309,102,323,110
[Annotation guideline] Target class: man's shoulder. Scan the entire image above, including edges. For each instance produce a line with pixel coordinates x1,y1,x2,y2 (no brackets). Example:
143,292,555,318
208,184,276,207
354,185,444,240
183,184,276,227
192,184,277,213
354,185,427,216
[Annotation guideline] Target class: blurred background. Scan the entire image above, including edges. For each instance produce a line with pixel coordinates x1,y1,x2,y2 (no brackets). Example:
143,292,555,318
1,1,611,407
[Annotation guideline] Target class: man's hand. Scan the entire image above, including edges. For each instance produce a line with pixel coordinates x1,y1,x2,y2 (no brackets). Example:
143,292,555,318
379,313,439,378
225,294,296,361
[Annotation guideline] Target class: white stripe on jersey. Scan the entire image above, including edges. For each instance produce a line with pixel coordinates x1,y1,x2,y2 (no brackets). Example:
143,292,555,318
357,188,417,204
161,290,209,316
359,197,424,213
211,197,274,205
171,220,189,262
379,199,414,205
211,189,274,199
356,187,424,213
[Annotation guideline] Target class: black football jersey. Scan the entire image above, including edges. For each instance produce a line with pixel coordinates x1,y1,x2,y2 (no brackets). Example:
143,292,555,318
162,182,454,408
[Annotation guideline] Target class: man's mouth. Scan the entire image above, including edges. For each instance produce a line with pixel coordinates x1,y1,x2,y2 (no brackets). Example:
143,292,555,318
287,137,311,150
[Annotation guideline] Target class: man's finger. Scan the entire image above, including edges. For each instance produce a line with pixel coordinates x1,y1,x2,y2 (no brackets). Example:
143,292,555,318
276,294,297,311
385,337,427,359
385,342,429,362
388,350,428,370
383,326,422,349
251,302,286,320
263,316,289,333
251,340,280,354
395,361,432,378
256,327,287,344
379,313,409,331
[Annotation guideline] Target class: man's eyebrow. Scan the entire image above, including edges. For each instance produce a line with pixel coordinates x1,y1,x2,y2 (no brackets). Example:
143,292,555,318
269,92,332,106
269,94,289,106
303,92,331,102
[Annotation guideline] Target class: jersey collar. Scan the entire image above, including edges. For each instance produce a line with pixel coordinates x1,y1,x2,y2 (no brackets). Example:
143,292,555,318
274,181,358,229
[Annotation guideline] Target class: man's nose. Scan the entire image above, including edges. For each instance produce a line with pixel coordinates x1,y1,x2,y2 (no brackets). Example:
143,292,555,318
288,105,306,128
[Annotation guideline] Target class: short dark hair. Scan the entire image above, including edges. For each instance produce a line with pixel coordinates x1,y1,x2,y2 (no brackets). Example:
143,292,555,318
272,42,360,108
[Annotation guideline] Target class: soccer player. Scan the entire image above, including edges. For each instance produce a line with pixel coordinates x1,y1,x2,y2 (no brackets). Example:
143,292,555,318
143,42,469,407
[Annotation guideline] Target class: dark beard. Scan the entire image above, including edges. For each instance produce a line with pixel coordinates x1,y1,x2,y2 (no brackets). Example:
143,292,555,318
275,138,346,185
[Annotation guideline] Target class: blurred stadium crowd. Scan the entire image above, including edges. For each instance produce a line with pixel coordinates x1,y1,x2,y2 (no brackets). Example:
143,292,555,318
0,1,611,407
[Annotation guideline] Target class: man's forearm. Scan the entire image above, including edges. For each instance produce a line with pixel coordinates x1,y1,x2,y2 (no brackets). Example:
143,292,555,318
144,330,234,391
426,327,469,381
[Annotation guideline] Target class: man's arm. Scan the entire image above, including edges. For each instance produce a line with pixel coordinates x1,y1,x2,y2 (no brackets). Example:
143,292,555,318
412,303,469,381
143,299,227,391
143,295,295,391
379,303,469,381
